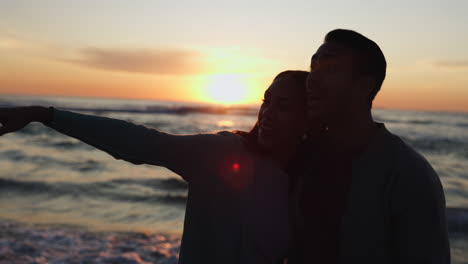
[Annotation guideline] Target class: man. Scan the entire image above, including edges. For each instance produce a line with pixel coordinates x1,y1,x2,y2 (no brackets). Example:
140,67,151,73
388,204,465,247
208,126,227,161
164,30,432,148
289,29,450,263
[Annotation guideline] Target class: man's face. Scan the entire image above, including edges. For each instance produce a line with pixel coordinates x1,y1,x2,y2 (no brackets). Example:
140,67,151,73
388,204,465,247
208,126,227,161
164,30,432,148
306,42,357,128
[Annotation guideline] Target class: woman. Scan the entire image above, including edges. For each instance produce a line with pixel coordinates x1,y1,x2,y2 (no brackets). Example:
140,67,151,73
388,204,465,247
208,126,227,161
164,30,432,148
0,70,308,263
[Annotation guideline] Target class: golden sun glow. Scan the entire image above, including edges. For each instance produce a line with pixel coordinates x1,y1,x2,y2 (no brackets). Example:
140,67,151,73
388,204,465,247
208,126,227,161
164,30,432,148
203,73,252,105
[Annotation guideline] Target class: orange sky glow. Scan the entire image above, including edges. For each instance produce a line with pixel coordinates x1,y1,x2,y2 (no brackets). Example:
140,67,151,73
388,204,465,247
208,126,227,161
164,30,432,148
1,1,467,112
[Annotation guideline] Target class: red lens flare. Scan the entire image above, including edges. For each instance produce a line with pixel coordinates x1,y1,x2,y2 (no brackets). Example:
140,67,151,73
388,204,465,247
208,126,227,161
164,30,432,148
232,163,240,172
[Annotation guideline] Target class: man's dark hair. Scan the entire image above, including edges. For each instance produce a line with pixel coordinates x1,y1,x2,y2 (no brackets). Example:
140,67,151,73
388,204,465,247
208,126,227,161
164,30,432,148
325,29,387,108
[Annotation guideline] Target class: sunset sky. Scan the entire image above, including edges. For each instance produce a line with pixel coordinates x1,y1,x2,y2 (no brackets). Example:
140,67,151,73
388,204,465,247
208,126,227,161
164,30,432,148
1,0,467,112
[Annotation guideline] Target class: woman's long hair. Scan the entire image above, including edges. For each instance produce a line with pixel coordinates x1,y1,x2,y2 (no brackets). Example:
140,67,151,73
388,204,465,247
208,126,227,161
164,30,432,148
234,70,309,263
233,70,309,190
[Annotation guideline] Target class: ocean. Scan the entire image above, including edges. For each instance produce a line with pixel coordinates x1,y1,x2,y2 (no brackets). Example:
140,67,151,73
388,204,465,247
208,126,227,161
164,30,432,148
0,95,467,261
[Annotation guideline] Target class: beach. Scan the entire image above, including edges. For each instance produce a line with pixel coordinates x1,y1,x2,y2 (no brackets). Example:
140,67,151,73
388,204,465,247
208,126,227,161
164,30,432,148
1,95,468,262
1,217,467,264
0,221,180,264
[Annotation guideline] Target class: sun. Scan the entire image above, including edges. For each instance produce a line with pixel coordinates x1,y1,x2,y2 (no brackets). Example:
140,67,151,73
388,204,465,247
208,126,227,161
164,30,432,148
204,74,251,105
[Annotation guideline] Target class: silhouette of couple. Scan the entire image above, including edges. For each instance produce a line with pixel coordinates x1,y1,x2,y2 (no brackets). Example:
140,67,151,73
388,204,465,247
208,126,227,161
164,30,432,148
0,29,450,263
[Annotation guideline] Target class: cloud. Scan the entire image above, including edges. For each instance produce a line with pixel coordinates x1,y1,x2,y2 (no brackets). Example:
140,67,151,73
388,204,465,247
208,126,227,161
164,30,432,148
65,47,207,75
0,31,69,58
0,33,30,50
433,60,468,70
0,37,21,49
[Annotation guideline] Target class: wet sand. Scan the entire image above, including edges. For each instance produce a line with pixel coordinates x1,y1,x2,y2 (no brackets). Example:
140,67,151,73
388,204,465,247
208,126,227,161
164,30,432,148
0,221,180,264
1,218,467,263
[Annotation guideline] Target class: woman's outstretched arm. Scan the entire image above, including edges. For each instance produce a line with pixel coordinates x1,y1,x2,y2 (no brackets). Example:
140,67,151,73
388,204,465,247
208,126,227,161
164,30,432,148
0,106,240,183
0,106,53,136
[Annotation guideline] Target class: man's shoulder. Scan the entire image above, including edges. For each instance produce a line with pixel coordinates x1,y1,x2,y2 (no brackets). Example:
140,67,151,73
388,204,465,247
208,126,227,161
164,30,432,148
383,128,433,171
380,125,441,187
381,126,447,216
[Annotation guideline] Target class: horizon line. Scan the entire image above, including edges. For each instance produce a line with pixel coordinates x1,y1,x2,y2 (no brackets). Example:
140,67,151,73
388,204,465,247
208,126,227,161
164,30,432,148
1,92,467,114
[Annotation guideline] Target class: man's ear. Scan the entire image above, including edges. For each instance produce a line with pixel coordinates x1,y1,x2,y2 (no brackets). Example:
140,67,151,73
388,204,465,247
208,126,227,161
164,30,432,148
358,76,376,102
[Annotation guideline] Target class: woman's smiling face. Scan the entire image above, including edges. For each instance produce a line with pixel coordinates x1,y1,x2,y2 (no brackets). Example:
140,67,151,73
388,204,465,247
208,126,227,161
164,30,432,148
257,74,307,153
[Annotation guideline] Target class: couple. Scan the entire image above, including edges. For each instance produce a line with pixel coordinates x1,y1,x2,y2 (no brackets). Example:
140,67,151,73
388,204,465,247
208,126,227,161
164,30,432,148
0,29,450,263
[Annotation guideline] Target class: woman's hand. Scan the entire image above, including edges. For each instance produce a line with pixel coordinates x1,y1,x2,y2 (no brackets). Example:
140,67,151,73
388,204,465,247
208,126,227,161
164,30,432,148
0,106,52,136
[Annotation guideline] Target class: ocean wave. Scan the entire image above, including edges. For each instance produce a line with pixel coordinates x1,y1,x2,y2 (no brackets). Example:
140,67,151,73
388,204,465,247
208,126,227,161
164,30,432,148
142,121,172,129
0,150,105,172
406,120,434,125
109,178,188,190
49,140,87,149
376,118,436,126
1,150,26,161
401,137,468,156
373,117,402,124
0,178,188,205
1,178,467,232
16,123,45,135
456,122,468,128
1,101,258,116
34,138,94,151
447,208,468,233
374,115,468,128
